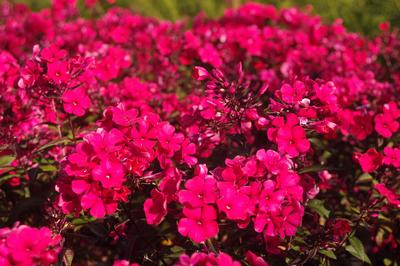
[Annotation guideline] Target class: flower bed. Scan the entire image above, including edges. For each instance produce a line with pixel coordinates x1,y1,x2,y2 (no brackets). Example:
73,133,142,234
0,1,399,265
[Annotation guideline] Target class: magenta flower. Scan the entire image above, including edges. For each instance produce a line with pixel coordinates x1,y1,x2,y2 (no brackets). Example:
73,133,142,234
193,66,209,81
0,225,61,266
276,114,310,157
176,252,240,266
374,112,399,138
245,251,269,266
62,88,91,116
178,205,219,243
383,146,400,167
178,172,217,208
258,180,285,213
180,140,198,166
375,183,400,207
217,182,250,221
81,192,117,218
92,159,125,188
156,122,184,156
355,148,383,173
256,149,291,175
280,81,306,104
47,61,70,84
130,119,157,151
84,128,124,160
112,107,138,127
264,204,304,238
40,44,67,63
198,43,222,68
144,189,167,225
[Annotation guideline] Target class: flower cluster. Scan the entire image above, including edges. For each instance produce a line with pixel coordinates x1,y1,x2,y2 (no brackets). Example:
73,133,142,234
0,0,399,265
0,225,61,266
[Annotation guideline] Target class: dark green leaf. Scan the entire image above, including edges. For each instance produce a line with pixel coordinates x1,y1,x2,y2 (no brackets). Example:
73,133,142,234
35,137,71,153
0,155,15,168
319,249,337,260
308,199,331,218
345,236,371,264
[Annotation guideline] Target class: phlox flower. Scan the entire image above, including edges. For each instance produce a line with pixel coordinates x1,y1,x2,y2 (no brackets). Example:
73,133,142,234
258,180,285,213
62,88,91,116
280,81,306,104
275,114,310,157
217,182,250,221
374,112,399,138
176,252,240,266
80,190,118,218
383,146,400,168
157,122,184,156
256,149,292,175
178,167,217,208
178,205,219,243
0,225,61,266
144,189,168,225
92,158,125,188
375,183,400,207
47,61,70,84
355,148,383,173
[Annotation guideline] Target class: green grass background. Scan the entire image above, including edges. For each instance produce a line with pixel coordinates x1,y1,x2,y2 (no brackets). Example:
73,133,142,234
12,0,400,35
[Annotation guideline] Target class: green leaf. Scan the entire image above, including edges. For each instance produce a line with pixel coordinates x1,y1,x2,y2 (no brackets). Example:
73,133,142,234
35,137,71,153
308,199,331,218
0,154,15,168
319,249,337,260
63,249,74,266
345,236,371,264
299,165,337,174
40,165,58,172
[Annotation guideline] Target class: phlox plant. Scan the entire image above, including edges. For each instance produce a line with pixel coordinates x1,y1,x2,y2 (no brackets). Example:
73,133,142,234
0,0,399,265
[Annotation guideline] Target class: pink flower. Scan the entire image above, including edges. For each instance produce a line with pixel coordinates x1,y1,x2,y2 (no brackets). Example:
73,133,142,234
178,205,219,243
176,252,240,266
217,183,250,221
178,169,217,208
84,128,125,160
40,44,67,63
276,114,310,157
374,113,399,138
156,122,184,156
383,146,400,167
81,192,117,218
258,180,285,213
267,204,304,238
113,260,139,266
92,159,125,188
280,81,306,104
144,189,167,225
112,107,138,127
332,219,351,241
47,61,70,84
256,149,291,175
375,183,400,207
193,66,209,81
62,88,91,116
0,225,61,266
245,251,269,266
130,120,157,151
355,148,383,173
198,43,222,68
180,140,198,166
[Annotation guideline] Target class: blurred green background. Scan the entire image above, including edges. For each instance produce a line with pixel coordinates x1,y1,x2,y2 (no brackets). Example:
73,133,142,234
12,0,400,35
